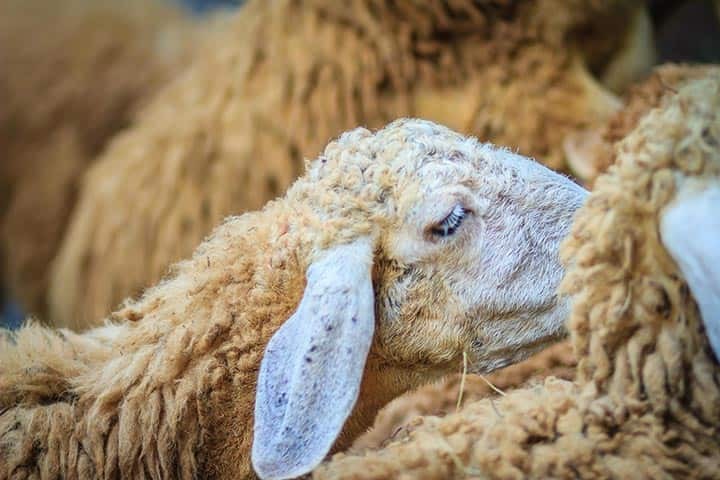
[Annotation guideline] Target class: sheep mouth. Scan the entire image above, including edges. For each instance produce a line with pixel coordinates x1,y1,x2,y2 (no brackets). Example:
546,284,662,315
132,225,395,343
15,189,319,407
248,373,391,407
468,328,568,375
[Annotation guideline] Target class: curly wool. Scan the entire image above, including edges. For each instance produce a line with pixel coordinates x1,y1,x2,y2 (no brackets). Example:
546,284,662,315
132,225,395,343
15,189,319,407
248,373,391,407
0,0,200,319
0,124,392,479
47,0,642,331
313,71,720,480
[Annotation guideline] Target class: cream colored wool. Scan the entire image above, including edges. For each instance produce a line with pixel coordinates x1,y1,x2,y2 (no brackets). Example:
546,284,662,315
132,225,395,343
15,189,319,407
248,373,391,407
565,63,718,185
314,74,720,480
48,0,645,331
0,0,199,318
0,119,585,479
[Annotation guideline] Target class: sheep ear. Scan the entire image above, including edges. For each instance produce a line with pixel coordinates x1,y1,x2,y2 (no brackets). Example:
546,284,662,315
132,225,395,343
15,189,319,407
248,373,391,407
252,238,375,480
660,183,720,361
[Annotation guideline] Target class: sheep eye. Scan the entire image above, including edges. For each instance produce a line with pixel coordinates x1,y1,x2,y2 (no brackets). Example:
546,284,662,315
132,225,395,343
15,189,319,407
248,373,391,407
431,205,466,237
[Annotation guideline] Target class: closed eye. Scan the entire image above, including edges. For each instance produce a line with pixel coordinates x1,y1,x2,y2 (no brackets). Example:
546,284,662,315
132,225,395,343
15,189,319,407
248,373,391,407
431,205,466,237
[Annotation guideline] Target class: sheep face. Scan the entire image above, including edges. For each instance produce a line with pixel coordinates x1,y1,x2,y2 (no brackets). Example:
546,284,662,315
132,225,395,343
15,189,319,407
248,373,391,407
254,119,588,479
372,130,588,374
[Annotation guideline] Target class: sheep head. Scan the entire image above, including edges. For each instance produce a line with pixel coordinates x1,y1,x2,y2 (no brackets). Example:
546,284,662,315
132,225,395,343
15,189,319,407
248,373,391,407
253,118,587,479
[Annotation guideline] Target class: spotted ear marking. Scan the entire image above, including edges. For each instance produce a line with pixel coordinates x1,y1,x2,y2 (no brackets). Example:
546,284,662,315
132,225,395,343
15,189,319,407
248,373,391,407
252,238,375,480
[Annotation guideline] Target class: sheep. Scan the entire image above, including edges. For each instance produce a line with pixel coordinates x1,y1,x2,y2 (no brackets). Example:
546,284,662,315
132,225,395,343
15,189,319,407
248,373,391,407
0,0,200,319
0,118,589,479
313,72,720,480
564,63,717,184
46,0,647,331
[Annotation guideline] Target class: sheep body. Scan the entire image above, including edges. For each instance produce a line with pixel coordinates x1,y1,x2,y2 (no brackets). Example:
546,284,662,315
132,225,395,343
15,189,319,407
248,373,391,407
48,0,643,330
314,72,720,480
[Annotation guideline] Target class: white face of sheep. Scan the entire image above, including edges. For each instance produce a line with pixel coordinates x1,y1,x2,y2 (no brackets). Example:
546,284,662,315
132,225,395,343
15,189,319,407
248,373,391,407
253,120,588,480
374,144,588,373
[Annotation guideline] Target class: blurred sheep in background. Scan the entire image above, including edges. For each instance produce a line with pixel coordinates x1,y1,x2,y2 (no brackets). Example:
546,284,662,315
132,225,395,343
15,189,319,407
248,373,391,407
47,0,648,332
0,0,204,324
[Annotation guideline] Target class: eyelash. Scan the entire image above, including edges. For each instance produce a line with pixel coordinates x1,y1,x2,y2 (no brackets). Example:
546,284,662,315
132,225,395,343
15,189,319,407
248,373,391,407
431,205,466,237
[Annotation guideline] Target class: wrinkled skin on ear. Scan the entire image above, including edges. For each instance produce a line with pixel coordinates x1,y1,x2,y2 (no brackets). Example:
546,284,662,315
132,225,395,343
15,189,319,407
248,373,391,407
661,181,720,361
252,238,375,480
